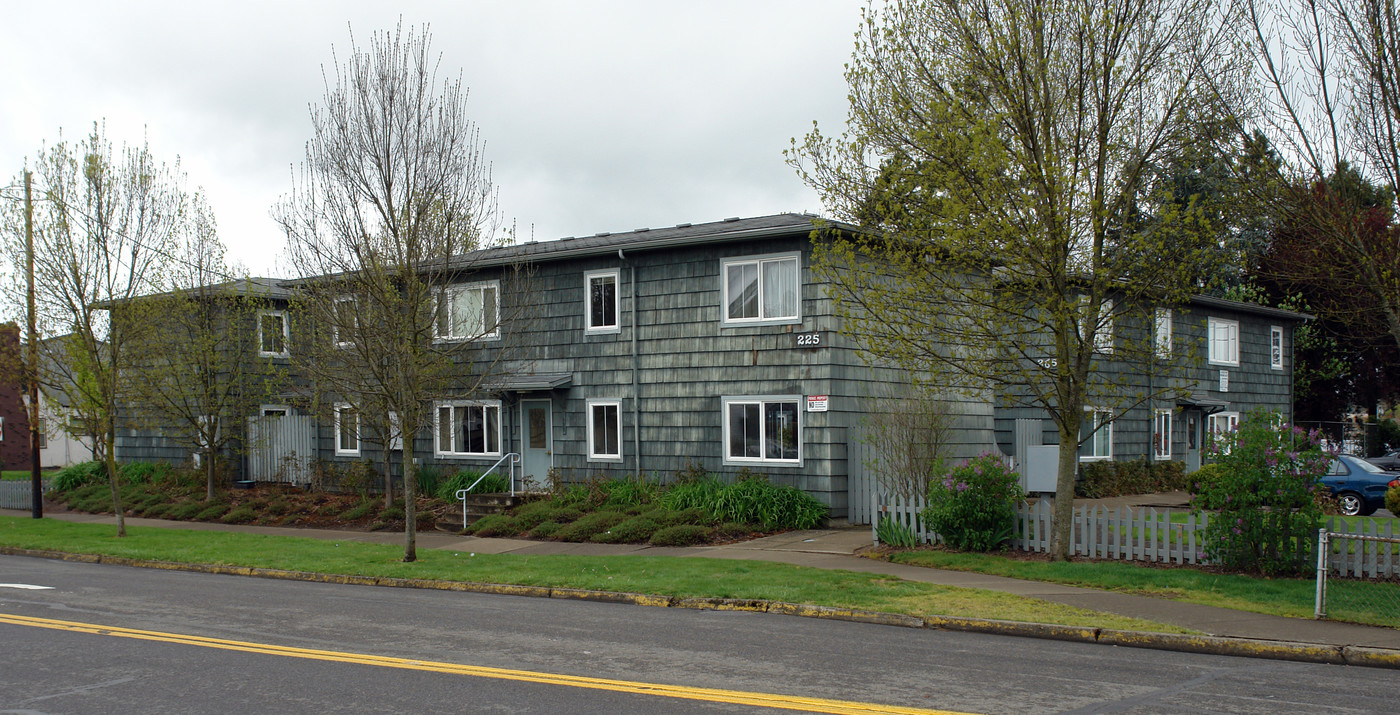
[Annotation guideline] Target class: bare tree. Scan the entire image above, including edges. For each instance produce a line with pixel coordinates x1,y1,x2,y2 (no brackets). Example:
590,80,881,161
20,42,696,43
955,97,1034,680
859,386,955,500
124,195,282,500
278,23,515,562
6,124,189,536
1239,0,1400,353
789,0,1240,559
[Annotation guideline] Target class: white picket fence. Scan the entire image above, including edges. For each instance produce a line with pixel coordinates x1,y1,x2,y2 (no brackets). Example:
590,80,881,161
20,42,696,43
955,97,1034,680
871,492,1399,576
0,479,50,510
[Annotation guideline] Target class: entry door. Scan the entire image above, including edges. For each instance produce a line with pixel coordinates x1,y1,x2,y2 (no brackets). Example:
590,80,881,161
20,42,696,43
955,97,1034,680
1184,411,1201,473
521,399,552,484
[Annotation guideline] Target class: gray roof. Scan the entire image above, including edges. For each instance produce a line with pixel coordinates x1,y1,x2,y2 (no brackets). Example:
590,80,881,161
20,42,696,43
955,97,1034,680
1188,295,1312,323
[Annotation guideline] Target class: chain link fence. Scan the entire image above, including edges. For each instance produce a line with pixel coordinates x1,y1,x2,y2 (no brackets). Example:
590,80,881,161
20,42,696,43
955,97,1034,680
1315,530,1400,629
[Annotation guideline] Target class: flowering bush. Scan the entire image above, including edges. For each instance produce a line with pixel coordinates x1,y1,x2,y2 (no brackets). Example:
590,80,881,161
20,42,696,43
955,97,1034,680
922,453,1024,551
1191,409,1329,575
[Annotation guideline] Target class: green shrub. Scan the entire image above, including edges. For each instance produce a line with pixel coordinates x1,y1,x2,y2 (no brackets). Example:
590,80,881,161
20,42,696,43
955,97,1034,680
649,524,713,546
922,453,1024,552
469,514,521,537
591,516,661,543
194,503,230,521
661,476,725,512
168,501,209,520
1386,485,1400,516
1076,459,1189,498
527,521,563,539
709,476,827,530
50,461,105,492
512,501,582,531
143,503,172,519
339,502,375,521
876,517,919,548
416,465,442,498
714,522,753,540
1192,410,1328,575
378,506,405,522
437,471,508,501
599,477,661,508
120,461,172,485
553,511,628,542
220,506,257,524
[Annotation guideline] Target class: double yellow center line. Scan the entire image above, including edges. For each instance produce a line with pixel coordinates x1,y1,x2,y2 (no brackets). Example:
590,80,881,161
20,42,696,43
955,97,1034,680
0,612,972,714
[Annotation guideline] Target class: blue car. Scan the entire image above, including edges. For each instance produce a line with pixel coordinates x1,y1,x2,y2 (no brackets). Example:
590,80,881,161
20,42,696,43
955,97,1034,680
1320,455,1400,516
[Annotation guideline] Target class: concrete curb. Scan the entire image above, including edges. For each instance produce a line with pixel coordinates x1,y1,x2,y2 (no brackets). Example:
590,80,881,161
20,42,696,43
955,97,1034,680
5,546,1398,670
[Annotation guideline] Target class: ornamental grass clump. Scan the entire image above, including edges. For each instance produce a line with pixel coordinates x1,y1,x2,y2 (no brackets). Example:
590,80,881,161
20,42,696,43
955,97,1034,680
1191,409,1330,576
922,454,1024,552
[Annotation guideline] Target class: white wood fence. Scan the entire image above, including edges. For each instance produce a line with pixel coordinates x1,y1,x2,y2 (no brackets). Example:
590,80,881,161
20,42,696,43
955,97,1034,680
871,491,1400,576
246,416,316,485
0,480,50,510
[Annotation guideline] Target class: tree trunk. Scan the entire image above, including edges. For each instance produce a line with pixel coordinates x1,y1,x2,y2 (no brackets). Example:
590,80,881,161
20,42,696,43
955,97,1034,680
206,446,216,501
105,424,126,537
402,445,417,563
383,450,394,510
1050,425,1079,561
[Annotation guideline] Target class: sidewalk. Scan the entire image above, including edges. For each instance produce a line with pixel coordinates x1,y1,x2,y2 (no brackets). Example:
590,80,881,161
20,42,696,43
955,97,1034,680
5,507,1399,652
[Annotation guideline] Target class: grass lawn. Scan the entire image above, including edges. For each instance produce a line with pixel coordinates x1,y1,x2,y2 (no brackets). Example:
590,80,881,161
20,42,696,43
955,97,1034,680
0,516,1193,634
885,549,1400,629
0,471,56,481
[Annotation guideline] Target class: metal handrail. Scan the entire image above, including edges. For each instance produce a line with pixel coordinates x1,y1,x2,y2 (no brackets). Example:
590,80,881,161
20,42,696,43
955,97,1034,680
455,452,520,531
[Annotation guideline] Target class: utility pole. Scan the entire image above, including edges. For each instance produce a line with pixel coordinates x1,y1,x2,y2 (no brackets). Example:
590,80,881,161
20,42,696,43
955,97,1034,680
24,169,42,519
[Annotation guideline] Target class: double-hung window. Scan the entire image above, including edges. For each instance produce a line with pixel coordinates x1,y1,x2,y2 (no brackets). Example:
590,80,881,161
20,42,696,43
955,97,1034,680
334,403,359,456
1270,325,1283,370
334,297,358,348
259,310,289,357
722,253,800,325
723,396,800,464
587,399,622,461
435,401,501,456
436,282,499,340
585,270,620,333
1207,412,1239,453
1153,409,1172,460
1079,409,1112,461
1155,308,1172,358
1208,317,1239,366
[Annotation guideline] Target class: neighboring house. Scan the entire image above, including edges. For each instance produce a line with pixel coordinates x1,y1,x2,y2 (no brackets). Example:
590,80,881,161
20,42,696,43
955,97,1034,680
36,392,96,470
995,295,1307,487
111,214,1303,516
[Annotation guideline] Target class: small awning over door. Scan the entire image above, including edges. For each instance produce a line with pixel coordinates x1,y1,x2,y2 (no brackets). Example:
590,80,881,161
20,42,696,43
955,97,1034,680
481,372,573,392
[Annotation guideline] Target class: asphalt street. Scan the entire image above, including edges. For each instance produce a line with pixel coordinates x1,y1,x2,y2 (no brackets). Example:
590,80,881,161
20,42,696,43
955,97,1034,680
2,555,1396,714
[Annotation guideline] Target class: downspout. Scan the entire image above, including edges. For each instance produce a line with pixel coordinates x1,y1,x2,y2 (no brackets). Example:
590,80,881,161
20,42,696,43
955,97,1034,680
620,249,641,475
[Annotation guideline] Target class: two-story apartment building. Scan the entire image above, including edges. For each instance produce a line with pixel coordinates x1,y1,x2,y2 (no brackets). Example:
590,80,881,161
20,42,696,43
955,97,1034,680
116,213,1303,516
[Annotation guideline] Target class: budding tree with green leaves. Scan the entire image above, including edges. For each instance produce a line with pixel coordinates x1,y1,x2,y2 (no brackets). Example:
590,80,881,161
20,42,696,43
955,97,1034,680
4,124,191,537
278,23,522,562
789,0,1240,559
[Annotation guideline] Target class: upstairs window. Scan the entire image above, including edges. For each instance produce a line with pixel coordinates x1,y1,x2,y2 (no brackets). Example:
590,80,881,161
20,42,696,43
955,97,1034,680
435,401,501,456
1155,308,1172,358
722,254,800,325
1208,317,1239,366
585,270,619,333
437,282,499,340
1270,325,1283,370
334,297,358,348
1093,299,1114,354
258,310,289,357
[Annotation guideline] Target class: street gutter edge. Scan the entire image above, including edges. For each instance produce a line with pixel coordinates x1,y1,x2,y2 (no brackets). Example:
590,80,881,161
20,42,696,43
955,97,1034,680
5,546,1396,670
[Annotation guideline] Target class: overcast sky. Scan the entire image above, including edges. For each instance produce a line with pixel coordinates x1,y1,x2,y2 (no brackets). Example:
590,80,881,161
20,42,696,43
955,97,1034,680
0,0,861,277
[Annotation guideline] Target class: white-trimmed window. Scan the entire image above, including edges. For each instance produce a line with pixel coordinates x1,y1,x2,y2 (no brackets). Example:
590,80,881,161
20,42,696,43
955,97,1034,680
722,253,800,325
436,282,499,340
1207,411,1240,453
1208,317,1239,366
723,396,801,464
334,403,359,456
1155,308,1172,358
435,400,502,456
1153,409,1172,460
258,310,289,357
388,411,404,452
1270,325,1283,370
1079,409,1113,461
1093,299,1114,354
587,399,622,461
334,297,358,348
585,270,620,333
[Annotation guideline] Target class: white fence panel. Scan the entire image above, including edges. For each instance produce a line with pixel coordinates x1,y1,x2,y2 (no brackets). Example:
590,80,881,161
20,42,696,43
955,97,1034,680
247,416,316,485
0,480,49,510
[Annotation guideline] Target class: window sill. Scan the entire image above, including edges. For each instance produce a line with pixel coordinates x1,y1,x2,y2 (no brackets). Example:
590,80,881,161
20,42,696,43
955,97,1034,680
722,457,802,467
585,326,622,336
433,452,503,460
1206,359,1239,368
259,351,290,359
587,455,624,463
720,317,802,329
1078,456,1113,462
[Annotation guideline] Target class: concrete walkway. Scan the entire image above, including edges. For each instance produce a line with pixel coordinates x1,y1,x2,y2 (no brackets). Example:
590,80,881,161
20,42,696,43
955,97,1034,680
5,507,1399,651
